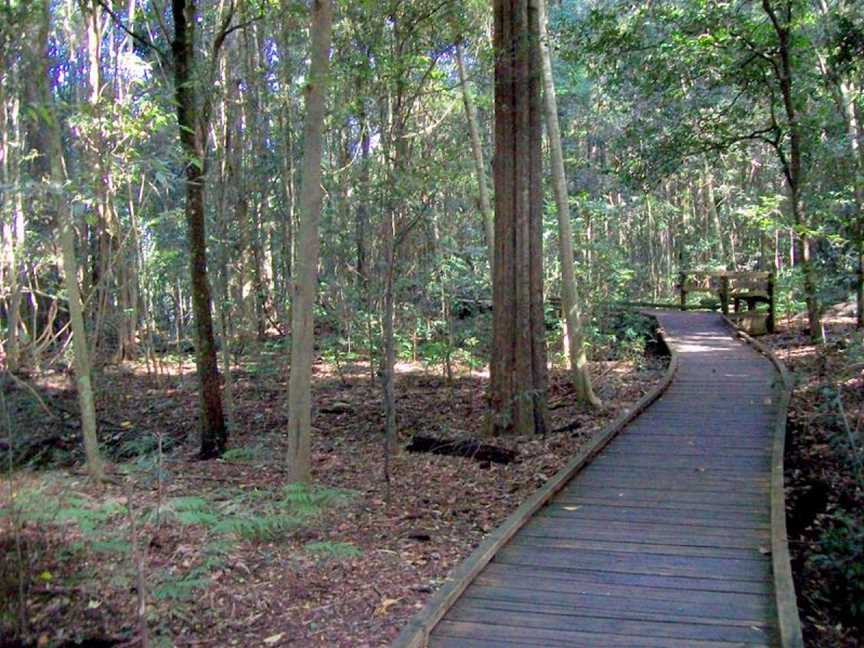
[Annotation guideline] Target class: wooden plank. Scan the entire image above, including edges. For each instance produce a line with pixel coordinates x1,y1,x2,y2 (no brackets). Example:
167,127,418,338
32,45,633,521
477,564,775,607
560,485,768,500
485,559,771,595
572,473,770,493
601,445,770,458
429,637,504,648
542,503,770,527
589,454,771,470
516,528,768,552
558,483,768,503
494,545,770,582
526,513,771,537
552,495,769,514
577,464,772,481
627,417,775,425
520,519,770,551
553,495,766,512
506,535,766,560
465,581,774,620
447,601,777,643
432,621,771,648
608,440,772,452
611,429,772,440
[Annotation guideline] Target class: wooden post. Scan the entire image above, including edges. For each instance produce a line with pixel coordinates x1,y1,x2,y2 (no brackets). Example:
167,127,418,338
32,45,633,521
767,272,776,333
679,271,687,311
720,275,730,315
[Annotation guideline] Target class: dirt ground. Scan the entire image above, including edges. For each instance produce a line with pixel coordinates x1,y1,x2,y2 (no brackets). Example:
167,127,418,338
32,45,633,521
1,346,667,647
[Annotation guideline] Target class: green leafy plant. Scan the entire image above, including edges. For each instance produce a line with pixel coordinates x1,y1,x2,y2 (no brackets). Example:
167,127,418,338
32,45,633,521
280,483,353,517
168,496,219,527
809,511,864,623
211,513,302,540
304,541,361,561
221,445,264,464
165,483,353,543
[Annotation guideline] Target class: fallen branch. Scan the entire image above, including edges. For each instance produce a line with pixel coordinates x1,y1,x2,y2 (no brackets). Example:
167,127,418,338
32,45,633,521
406,435,516,465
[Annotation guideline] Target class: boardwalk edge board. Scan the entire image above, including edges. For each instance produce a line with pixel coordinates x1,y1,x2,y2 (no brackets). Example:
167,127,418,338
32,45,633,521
722,315,805,648
391,322,681,648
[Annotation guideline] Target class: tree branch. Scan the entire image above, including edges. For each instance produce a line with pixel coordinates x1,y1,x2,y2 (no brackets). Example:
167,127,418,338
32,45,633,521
94,0,167,59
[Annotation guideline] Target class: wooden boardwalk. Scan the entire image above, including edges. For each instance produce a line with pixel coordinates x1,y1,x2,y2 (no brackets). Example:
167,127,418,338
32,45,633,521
396,311,800,647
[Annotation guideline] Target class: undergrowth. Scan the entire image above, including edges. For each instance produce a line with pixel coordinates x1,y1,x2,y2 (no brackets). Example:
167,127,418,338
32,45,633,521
0,473,358,642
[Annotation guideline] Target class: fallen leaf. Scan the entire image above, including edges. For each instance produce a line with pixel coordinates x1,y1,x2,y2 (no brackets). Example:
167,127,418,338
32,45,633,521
376,598,400,616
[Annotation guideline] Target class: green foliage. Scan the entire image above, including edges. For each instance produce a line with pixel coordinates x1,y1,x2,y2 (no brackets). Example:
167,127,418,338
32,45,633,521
211,514,302,541
119,435,161,458
221,444,265,464
168,496,219,528
304,541,361,561
809,511,864,623
0,477,357,627
280,483,353,517
152,572,212,602
152,540,231,602
590,309,659,361
166,483,353,542
8,486,126,539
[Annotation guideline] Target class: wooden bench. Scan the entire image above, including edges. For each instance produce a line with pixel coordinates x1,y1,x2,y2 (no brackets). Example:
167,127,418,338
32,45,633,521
678,270,776,333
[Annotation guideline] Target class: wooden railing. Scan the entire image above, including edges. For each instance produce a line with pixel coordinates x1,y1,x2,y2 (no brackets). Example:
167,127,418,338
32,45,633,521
678,270,776,333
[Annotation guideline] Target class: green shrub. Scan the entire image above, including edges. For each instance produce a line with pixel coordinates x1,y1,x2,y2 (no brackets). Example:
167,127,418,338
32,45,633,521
809,511,864,623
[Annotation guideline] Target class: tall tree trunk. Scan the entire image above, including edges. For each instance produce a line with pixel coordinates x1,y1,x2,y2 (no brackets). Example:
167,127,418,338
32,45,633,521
847,87,864,328
276,15,297,331
763,0,821,342
214,68,235,426
537,0,600,409
703,156,727,267
286,0,333,483
381,203,397,492
56,175,105,482
490,0,549,436
1,76,24,373
34,0,105,480
455,41,495,273
171,0,227,458
379,16,408,490
356,94,370,291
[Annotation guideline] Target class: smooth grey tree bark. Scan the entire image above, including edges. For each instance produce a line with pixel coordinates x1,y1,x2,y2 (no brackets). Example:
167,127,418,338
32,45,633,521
35,0,105,480
286,0,333,483
538,0,601,409
455,41,495,273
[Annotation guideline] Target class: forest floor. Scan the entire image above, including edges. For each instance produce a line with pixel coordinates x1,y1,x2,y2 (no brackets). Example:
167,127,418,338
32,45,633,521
763,306,864,648
1,343,667,647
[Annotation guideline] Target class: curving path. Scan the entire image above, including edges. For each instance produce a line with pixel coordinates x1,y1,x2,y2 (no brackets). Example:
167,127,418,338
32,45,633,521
396,311,796,647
